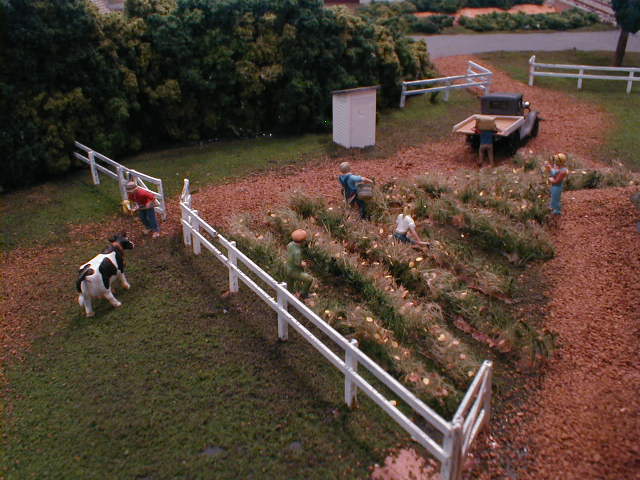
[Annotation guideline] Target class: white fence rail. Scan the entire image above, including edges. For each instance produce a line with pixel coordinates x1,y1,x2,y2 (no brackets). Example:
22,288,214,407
74,141,167,220
528,55,640,94
179,178,493,480
400,61,492,107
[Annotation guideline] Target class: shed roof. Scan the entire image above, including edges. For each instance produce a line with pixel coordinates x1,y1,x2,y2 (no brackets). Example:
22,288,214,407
331,85,380,96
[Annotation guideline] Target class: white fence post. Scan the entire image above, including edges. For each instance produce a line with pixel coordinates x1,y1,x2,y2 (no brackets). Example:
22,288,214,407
117,166,128,203
444,80,451,101
157,181,167,221
192,211,201,255
182,209,192,246
482,361,493,421
528,55,536,86
88,150,100,185
627,71,635,94
400,83,407,108
577,68,584,89
277,282,288,341
442,416,464,480
344,338,359,408
228,241,239,293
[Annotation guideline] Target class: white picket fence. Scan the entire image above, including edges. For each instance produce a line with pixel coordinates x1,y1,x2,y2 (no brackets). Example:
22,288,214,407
179,178,493,480
528,55,640,94
74,141,167,220
400,61,492,107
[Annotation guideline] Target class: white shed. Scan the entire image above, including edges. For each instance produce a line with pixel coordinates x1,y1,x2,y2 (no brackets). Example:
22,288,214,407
332,86,379,149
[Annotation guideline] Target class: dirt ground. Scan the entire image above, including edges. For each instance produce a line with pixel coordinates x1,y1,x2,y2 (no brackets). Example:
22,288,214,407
2,56,638,479
414,4,558,20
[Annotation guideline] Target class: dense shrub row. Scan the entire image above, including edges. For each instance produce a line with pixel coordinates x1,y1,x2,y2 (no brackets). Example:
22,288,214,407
0,0,432,190
408,0,543,14
411,14,455,34
459,8,598,31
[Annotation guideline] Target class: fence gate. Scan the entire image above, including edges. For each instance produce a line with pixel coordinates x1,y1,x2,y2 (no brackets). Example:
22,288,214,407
73,141,167,220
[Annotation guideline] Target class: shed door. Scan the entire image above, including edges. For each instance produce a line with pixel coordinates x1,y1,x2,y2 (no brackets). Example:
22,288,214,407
351,95,376,148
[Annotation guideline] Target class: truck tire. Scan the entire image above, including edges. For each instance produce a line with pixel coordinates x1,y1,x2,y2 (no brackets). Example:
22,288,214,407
467,134,480,151
508,132,520,155
531,118,540,138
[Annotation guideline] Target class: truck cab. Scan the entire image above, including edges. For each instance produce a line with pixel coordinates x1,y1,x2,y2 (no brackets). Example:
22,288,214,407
481,93,527,116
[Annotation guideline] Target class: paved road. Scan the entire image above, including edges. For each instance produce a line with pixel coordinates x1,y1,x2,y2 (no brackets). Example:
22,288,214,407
414,30,640,58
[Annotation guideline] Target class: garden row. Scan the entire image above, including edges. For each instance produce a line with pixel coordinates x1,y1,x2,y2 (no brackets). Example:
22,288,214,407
226,156,633,418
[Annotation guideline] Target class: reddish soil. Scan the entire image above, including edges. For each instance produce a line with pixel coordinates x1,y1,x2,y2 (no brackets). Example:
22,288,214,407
2,56,638,479
414,4,557,20
466,186,640,480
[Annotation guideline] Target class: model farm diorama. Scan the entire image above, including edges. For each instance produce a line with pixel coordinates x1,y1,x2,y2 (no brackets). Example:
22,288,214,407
3,1,640,480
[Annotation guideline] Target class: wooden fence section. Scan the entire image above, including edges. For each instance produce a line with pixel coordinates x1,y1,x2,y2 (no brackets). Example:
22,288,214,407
400,61,492,107
528,55,640,94
179,178,493,480
74,141,167,220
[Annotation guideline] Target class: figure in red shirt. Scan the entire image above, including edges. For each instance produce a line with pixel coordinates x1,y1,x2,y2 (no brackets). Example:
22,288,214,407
125,181,161,238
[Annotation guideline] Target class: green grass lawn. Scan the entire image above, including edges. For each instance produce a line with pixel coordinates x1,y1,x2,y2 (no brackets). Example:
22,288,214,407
0,91,475,252
477,50,640,170
2,236,408,479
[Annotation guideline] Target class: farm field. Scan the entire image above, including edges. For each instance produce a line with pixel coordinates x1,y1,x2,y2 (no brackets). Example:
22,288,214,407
2,52,640,480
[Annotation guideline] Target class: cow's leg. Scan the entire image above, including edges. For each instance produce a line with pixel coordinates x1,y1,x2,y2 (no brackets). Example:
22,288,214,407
78,283,94,317
118,272,130,290
104,290,122,308
82,294,95,317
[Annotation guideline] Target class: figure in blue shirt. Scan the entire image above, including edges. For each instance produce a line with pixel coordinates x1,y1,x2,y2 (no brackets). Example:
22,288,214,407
476,129,495,167
338,162,373,220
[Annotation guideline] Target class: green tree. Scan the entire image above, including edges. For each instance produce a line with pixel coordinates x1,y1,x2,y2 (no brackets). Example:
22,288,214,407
1,0,133,189
612,0,640,66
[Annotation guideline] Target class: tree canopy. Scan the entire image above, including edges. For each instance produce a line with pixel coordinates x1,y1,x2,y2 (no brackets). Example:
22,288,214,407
0,0,433,190
612,0,640,65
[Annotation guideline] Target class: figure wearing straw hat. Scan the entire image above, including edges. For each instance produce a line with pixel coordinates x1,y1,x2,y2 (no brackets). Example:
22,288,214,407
544,153,569,217
286,229,313,298
125,181,161,238
338,162,373,220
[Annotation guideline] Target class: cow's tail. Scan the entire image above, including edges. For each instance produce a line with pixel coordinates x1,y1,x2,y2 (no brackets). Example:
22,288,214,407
76,266,94,293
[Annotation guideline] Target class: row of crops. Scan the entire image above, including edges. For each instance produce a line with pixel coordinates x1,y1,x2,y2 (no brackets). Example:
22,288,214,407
225,158,632,417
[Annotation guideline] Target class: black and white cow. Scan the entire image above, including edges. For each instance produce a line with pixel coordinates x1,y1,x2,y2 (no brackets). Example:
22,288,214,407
76,233,135,317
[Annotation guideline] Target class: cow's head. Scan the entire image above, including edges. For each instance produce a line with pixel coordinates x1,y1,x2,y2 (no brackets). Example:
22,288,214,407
109,232,135,250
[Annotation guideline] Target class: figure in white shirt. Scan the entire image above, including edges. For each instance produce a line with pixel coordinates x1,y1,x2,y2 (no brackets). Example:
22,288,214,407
393,206,429,246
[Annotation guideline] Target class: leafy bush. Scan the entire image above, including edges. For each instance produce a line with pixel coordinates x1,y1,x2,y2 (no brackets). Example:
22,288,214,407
411,14,455,34
1,0,433,189
459,8,598,32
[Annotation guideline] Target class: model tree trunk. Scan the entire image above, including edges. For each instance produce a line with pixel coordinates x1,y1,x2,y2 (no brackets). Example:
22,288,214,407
614,29,629,66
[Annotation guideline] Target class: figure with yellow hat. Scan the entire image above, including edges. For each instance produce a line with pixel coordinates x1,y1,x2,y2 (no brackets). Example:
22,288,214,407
286,229,313,298
125,180,161,238
545,153,569,216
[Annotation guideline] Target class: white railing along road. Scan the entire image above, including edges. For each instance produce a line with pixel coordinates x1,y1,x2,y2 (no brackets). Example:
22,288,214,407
529,54,640,94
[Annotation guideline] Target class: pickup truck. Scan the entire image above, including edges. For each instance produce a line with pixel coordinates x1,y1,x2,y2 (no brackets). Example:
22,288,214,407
452,93,540,155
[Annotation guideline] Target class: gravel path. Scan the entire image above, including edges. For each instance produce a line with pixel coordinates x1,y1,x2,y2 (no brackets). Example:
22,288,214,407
523,186,640,479
468,186,640,480
416,30,640,59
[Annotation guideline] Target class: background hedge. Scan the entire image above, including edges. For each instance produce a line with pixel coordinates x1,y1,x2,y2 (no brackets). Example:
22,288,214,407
459,8,598,31
0,0,433,190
